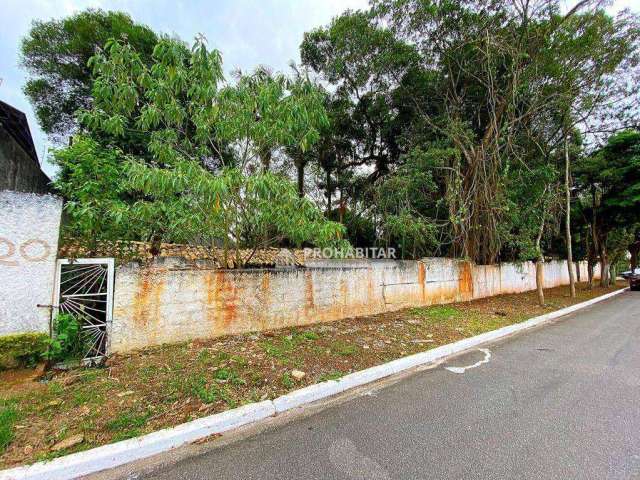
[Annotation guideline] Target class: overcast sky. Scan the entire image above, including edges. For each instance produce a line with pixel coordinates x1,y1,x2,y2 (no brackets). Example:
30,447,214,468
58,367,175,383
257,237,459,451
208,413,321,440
0,0,637,177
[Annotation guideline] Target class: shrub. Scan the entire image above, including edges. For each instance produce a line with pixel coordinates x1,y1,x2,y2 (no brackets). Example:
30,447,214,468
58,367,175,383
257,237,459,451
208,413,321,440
44,313,87,362
0,333,49,370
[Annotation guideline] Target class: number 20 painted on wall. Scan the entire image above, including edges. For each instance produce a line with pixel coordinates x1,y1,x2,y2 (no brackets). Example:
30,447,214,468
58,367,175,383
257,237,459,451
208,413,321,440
0,237,52,266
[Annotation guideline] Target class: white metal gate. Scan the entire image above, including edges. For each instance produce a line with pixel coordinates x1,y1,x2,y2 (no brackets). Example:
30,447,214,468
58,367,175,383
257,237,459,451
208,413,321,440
53,258,114,362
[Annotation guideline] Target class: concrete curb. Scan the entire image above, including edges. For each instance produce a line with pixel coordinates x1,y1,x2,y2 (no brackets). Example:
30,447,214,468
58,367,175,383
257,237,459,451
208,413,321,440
0,287,627,480
0,401,276,480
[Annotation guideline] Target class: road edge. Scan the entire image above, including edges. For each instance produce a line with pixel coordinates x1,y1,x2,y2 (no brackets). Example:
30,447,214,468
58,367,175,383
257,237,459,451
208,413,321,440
0,287,628,480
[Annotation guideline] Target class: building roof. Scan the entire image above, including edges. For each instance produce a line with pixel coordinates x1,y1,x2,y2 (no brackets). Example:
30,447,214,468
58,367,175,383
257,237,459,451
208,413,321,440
0,100,40,165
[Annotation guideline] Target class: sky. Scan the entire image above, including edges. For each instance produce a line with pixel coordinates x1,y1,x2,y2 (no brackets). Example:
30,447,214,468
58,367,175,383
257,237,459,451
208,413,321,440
0,0,637,178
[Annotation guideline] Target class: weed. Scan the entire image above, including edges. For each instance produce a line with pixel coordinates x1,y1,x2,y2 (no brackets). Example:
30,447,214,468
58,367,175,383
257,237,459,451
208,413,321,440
72,389,99,407
318,371,344,382
230,355,247,367
261,341,289,360
299,331,320,341
214,367,246,386
47,382,64,396
214,368,233,381
44,313,89,362
112,428,142,442
248,371,264,386
330,341,358,356
106,410,149,432
281,373,294,389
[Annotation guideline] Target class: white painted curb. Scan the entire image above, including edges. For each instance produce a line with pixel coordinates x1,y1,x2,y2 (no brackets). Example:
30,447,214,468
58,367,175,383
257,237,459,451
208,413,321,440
0,401,275,480
0,287,627,480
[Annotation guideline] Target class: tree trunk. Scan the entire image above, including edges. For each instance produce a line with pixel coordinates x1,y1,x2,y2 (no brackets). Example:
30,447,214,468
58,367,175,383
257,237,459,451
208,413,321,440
325,168,332,215
590,186,600,289
610,264,617,286
587,260,594,288
599,244,609,287
260,147,271,172
564,135,576,298
535,197,546,306
536,259,545,306
296,161,305,198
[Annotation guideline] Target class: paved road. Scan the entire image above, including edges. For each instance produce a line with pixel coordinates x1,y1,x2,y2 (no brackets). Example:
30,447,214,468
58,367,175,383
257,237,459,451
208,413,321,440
116,292,640,480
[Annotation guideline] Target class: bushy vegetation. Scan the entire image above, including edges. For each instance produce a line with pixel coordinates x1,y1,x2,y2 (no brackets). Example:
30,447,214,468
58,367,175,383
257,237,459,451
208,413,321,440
0,333,49,370
44,314,88,363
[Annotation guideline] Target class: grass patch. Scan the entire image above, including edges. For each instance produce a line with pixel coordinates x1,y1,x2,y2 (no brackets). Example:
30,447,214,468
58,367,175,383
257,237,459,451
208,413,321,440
0,333,48,370
330,341,358,356
0,402,18,453
106,410,149,432
408,305,462,322
213,367,246,386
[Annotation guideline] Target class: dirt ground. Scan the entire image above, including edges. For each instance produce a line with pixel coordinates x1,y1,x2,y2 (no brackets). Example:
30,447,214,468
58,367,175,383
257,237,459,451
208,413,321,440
0,282,623,468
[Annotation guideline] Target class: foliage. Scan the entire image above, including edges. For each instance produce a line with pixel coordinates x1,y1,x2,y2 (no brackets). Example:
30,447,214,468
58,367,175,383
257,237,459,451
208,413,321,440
370,0,639,263
124,161,347,265
575,130,640,278
52,36,344,260
371,146,450,258
44,314,87,363
52,137,133,245
38,4,640,267
0,333,48,370
216,67,329,171
298,0,640,264
20,9,158,140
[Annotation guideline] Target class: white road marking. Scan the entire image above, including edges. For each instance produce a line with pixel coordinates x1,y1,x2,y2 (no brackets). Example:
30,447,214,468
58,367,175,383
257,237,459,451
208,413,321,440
445,348,492,374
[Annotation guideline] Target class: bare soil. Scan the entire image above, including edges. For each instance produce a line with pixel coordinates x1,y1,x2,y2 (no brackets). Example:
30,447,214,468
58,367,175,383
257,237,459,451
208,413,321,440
0,282,623,468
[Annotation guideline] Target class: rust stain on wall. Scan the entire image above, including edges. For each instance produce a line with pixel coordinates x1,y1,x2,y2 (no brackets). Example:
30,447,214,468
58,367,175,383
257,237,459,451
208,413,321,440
304,270,315,313
217,271,237,329
458,261,474,298
259,273,271,330
205,271,216,327
133,268,164,328
418,262,426,302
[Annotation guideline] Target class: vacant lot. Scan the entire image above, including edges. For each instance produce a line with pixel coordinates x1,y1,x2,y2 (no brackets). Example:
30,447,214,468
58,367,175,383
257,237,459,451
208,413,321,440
0,282,622,468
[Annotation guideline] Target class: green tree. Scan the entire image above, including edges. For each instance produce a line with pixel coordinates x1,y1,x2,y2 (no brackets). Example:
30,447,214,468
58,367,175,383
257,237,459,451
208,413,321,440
20,9,158,141
216,66,329,173
372,0,638,265
576,130,640,285
55,37,344,263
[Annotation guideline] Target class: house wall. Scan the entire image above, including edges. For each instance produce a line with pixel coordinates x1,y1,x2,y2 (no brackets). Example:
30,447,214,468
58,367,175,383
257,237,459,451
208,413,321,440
0,127,50,194
109,258,600,353
0,190,63,335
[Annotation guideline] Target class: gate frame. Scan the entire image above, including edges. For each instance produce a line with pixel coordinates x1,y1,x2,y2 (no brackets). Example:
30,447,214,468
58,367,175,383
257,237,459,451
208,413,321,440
52,257,115,359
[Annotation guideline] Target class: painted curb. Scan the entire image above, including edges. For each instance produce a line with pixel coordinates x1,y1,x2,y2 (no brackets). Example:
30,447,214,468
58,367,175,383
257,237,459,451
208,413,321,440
0,401,275,480
0,287,627,479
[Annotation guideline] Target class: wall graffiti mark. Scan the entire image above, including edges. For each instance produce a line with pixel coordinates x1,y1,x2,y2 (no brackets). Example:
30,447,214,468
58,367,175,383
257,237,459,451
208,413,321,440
0,237,52,265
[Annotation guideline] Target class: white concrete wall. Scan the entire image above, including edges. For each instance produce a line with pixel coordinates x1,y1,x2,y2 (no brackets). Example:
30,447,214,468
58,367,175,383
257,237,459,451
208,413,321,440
0,190,62,335
109,257,600,353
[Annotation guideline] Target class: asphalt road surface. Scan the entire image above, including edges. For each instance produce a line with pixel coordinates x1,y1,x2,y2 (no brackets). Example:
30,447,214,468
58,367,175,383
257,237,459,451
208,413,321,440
105,291,640,480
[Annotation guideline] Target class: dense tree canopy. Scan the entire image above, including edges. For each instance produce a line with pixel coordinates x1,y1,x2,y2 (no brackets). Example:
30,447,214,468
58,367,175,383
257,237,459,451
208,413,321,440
18,2,640,278
20,9,158,141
